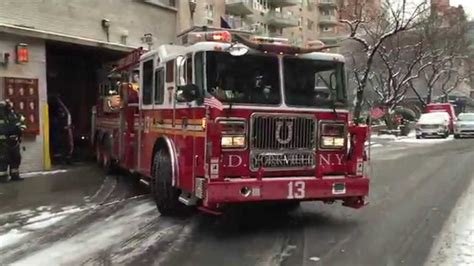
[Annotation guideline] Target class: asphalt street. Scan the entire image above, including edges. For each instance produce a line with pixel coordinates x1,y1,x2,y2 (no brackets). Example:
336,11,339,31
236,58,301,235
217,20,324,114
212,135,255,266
0,138,473,266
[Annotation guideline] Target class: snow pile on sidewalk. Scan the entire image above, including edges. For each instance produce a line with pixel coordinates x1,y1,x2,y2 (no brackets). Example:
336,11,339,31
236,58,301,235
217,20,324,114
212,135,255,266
425,179,474,266
396,135,454,144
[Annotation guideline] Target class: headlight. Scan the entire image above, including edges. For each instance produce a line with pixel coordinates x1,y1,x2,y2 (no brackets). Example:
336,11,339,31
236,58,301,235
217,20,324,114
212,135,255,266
321,136,345,148
219,119,247,149
320,122,346,149
221,135,245,148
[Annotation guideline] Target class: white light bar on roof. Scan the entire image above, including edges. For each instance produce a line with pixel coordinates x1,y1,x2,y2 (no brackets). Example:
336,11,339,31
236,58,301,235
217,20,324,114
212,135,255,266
250,36,289,45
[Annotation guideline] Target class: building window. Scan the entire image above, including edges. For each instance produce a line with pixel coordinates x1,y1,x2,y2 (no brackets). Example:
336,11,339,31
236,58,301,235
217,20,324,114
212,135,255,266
322,9,334,16
206,4,214,19
155,68,164,104
307,19,314,30
142,60,154,105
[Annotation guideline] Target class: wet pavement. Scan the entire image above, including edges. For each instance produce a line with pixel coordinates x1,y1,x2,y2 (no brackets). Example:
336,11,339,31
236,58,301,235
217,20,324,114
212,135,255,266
0,138,473,266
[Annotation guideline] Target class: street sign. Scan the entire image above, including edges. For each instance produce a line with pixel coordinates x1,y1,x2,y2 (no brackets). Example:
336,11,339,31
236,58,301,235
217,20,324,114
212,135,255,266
370,107,385,119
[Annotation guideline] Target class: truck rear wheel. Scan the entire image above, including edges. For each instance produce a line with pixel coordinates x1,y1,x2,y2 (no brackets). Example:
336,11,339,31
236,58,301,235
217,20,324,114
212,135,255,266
151,149,182,215
95,143,103,167
102,136,117,175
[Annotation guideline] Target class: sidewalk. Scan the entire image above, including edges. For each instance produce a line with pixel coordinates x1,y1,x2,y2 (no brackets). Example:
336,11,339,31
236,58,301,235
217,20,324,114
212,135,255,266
425,177,474,266
0,164,104,214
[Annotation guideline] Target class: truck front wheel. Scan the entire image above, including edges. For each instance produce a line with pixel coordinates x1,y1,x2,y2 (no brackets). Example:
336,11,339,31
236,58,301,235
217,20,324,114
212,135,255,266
95,142,103,167
151,149,182,215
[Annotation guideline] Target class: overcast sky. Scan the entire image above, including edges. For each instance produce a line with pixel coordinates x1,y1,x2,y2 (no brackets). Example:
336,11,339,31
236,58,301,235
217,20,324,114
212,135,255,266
451,0,474,18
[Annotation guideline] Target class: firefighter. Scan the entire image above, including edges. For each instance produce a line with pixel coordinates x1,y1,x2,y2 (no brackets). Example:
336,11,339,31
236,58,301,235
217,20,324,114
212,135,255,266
0,99,26,182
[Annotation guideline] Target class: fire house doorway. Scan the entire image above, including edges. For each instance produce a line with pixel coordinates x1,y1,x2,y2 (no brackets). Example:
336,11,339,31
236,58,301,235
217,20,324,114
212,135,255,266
46,42,125,163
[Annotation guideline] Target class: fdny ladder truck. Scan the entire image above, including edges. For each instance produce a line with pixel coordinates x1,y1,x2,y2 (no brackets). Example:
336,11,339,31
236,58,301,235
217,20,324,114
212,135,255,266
92,28,369,215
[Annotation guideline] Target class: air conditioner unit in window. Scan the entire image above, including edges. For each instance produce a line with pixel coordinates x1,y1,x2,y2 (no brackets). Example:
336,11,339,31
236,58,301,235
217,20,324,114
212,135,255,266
189,0,197,13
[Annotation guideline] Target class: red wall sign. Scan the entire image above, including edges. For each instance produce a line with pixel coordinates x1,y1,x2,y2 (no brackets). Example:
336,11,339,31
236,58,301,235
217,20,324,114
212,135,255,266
4,77,40,135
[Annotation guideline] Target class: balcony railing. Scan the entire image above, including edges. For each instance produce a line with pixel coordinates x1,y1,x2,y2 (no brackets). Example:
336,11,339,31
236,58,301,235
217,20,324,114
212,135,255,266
268,0,301,8
319,15,338,26
318,32,344,44
225,0,254,16
264,11,299,28
318,0,337,8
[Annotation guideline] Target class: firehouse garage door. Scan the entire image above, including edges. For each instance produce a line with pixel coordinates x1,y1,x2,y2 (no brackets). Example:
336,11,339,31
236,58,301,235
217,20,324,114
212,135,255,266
46,41,125,163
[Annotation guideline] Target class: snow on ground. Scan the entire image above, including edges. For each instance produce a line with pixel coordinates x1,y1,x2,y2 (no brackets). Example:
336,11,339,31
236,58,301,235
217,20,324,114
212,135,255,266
426,178,474,266
21,169,69,179
0,205,86,249
11,201,157,265
23,216,66,230
0,229,29,249
371,134,399,140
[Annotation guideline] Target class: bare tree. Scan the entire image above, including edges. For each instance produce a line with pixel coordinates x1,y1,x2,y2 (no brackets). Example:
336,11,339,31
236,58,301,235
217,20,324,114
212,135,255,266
341,0,427,122
409,8,470,105
363,37,431,128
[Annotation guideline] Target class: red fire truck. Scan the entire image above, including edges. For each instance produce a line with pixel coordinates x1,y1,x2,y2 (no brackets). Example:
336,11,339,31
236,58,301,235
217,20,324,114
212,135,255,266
92,28,369,215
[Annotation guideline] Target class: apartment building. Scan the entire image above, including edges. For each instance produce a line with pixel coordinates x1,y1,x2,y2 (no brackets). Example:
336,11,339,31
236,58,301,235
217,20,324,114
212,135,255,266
179,0,337,46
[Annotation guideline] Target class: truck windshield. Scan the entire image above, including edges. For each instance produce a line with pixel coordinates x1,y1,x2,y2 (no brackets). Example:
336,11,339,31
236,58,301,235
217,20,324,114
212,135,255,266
283,56,347,108
206,51,280,105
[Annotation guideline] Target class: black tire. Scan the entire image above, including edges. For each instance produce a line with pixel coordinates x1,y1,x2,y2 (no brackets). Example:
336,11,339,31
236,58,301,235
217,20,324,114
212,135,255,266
95,140,103,167
103,136,119,175
443,131,449,138
151,149,182,215
416,135,421,139
454,134,460,139
0,175,9,183
280,201,301,212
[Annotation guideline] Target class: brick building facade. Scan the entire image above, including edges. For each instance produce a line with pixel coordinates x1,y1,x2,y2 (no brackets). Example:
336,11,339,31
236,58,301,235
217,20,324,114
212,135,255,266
0,0,177,172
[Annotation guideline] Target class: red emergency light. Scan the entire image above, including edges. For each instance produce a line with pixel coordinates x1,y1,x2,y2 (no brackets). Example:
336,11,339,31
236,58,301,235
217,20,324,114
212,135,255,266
16,43,29,63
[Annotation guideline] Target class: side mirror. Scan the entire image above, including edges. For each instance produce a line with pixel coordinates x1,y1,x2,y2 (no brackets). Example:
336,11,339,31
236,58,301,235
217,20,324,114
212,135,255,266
176,55,186,86
176,84,201,103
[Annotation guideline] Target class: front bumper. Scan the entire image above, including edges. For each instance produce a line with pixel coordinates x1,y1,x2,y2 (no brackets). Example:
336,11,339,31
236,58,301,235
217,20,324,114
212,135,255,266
202,176,369,204
416,128,446,136
454,126,474,135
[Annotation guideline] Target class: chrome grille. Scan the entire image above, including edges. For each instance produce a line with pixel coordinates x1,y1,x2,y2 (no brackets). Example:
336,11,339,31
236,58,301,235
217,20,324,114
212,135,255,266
251,114,316,150
251,151,315,170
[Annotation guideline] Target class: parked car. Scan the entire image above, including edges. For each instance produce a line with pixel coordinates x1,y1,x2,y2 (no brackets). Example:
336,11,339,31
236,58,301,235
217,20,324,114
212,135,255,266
416,112,450,139
424,103,456,133
454,113,474,139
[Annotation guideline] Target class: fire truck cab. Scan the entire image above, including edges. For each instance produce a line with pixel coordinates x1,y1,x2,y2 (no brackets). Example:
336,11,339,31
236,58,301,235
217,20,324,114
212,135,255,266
93,28,369,215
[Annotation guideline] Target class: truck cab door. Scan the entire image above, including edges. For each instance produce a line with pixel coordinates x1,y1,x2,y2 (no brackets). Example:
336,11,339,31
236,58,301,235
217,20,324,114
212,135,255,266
137,57,155,175
172,54,200,192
